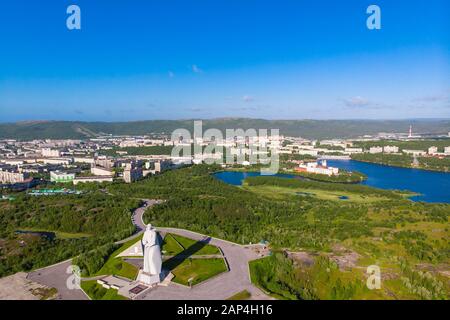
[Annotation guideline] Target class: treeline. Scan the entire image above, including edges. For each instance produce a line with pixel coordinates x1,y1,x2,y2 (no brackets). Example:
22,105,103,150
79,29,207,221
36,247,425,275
352,153,450,172
0,192,140,277
250,253,369,300
99,145,174,157
73,243,117,276
353,139,450,152
290,170,366,184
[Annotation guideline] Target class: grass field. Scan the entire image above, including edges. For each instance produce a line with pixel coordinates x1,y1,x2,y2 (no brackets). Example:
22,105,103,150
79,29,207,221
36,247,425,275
243,184,395,203
92,235,142,280
81,280,128,300
163,258,227,286
161,233,184,255
17,227,91,239
163,233,221,256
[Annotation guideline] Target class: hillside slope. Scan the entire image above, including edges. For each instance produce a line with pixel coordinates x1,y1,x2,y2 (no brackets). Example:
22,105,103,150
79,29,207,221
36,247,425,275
0,119,449,140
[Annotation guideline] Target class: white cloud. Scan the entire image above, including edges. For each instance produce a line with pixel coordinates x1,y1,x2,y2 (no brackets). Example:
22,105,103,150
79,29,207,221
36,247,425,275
342,96,370,108
242,95,254,103
191,64,203,73
413,94,449,103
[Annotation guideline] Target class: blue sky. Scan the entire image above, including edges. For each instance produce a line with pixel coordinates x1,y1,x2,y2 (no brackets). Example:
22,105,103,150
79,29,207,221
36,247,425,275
0,0,449,122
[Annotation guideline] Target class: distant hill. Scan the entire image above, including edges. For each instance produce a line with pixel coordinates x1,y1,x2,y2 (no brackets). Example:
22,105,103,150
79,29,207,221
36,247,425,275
0,119,449,140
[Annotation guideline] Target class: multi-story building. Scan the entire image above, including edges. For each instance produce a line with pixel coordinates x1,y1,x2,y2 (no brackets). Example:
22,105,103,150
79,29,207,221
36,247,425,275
403,149,427,156
50,171,75,183
41,148,61,157
445,146,450,155
296,149,318,156
369,146,383,154
0,169,29,184
154,160,172,173
344,147,363,154
94,158,115,169
38,158,72,165
73,176,113,185
383,145,399,153
428,146,438,155
123,164,143,183
91,166,113,176
296,160,339,176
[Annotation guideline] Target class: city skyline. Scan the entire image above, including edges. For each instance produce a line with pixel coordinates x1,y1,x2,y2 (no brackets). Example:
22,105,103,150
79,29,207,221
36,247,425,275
0,0,449,122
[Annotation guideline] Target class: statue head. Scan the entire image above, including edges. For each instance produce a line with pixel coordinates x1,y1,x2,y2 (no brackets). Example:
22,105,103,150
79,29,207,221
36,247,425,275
146,224,152,231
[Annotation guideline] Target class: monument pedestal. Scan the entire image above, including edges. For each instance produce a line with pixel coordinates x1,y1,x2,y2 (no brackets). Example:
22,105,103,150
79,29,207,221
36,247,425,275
137,270,161,286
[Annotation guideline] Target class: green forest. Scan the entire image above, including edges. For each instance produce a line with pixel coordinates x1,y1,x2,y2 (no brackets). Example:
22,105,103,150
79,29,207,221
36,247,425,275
352,153,450,172
0,192,140,277
353,139,450,152
0,164,448,299
99,145,174,157
1,119,449,140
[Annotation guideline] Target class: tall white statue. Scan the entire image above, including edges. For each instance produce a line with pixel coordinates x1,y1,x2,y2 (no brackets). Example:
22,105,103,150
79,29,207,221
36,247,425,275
138,224,162,285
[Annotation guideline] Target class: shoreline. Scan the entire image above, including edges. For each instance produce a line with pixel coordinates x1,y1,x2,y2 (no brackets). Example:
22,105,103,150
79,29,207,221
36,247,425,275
348,158,450,174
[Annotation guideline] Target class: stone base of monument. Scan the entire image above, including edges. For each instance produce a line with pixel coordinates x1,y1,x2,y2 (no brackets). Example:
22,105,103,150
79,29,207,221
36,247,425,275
136,269,174,287
137,270,161,286
159,270,174,287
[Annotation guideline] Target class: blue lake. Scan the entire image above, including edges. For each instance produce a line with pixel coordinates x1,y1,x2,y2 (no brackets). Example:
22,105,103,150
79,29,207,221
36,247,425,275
213,160,450,203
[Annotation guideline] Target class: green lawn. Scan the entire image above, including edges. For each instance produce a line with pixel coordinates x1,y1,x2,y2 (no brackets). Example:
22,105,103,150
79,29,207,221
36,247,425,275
90,232,221,281
244,185,395,203
162,233,185,255
92,235,142,280
93,258,139,280
163,258,227,286
169,234,221,255
81,280,128,300
17,227,91,239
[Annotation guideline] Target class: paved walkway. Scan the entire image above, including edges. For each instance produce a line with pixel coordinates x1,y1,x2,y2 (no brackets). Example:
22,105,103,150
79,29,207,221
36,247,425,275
22,199,271,300
116,199,162,244
27,260,88,300
137,227,271,300
0,272,56,300
124,200,271,300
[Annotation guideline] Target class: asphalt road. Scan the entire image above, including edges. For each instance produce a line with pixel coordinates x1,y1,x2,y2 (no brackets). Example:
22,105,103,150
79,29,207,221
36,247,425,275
27,260,88,300
25,199,160,300
138,227,271,300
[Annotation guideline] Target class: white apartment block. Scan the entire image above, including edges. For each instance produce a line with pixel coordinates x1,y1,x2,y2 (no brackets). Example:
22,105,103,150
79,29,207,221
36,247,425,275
428,146,438,155
383,146,399,153
403,149,427,156
91,166,113,176
297,161,339,176
73,176,113,185
297,149,319,156
123,165,143,183
369,146,383,154
445,146,450,155
41,148,61,157
0,169,29,184
345,148,363,154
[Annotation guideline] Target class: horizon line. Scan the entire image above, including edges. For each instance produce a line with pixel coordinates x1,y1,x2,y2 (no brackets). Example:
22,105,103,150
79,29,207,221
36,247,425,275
2,117,450,125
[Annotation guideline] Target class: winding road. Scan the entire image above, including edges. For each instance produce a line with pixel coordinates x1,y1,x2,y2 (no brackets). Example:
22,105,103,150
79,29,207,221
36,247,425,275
131,200,271,300
25,199,271,300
